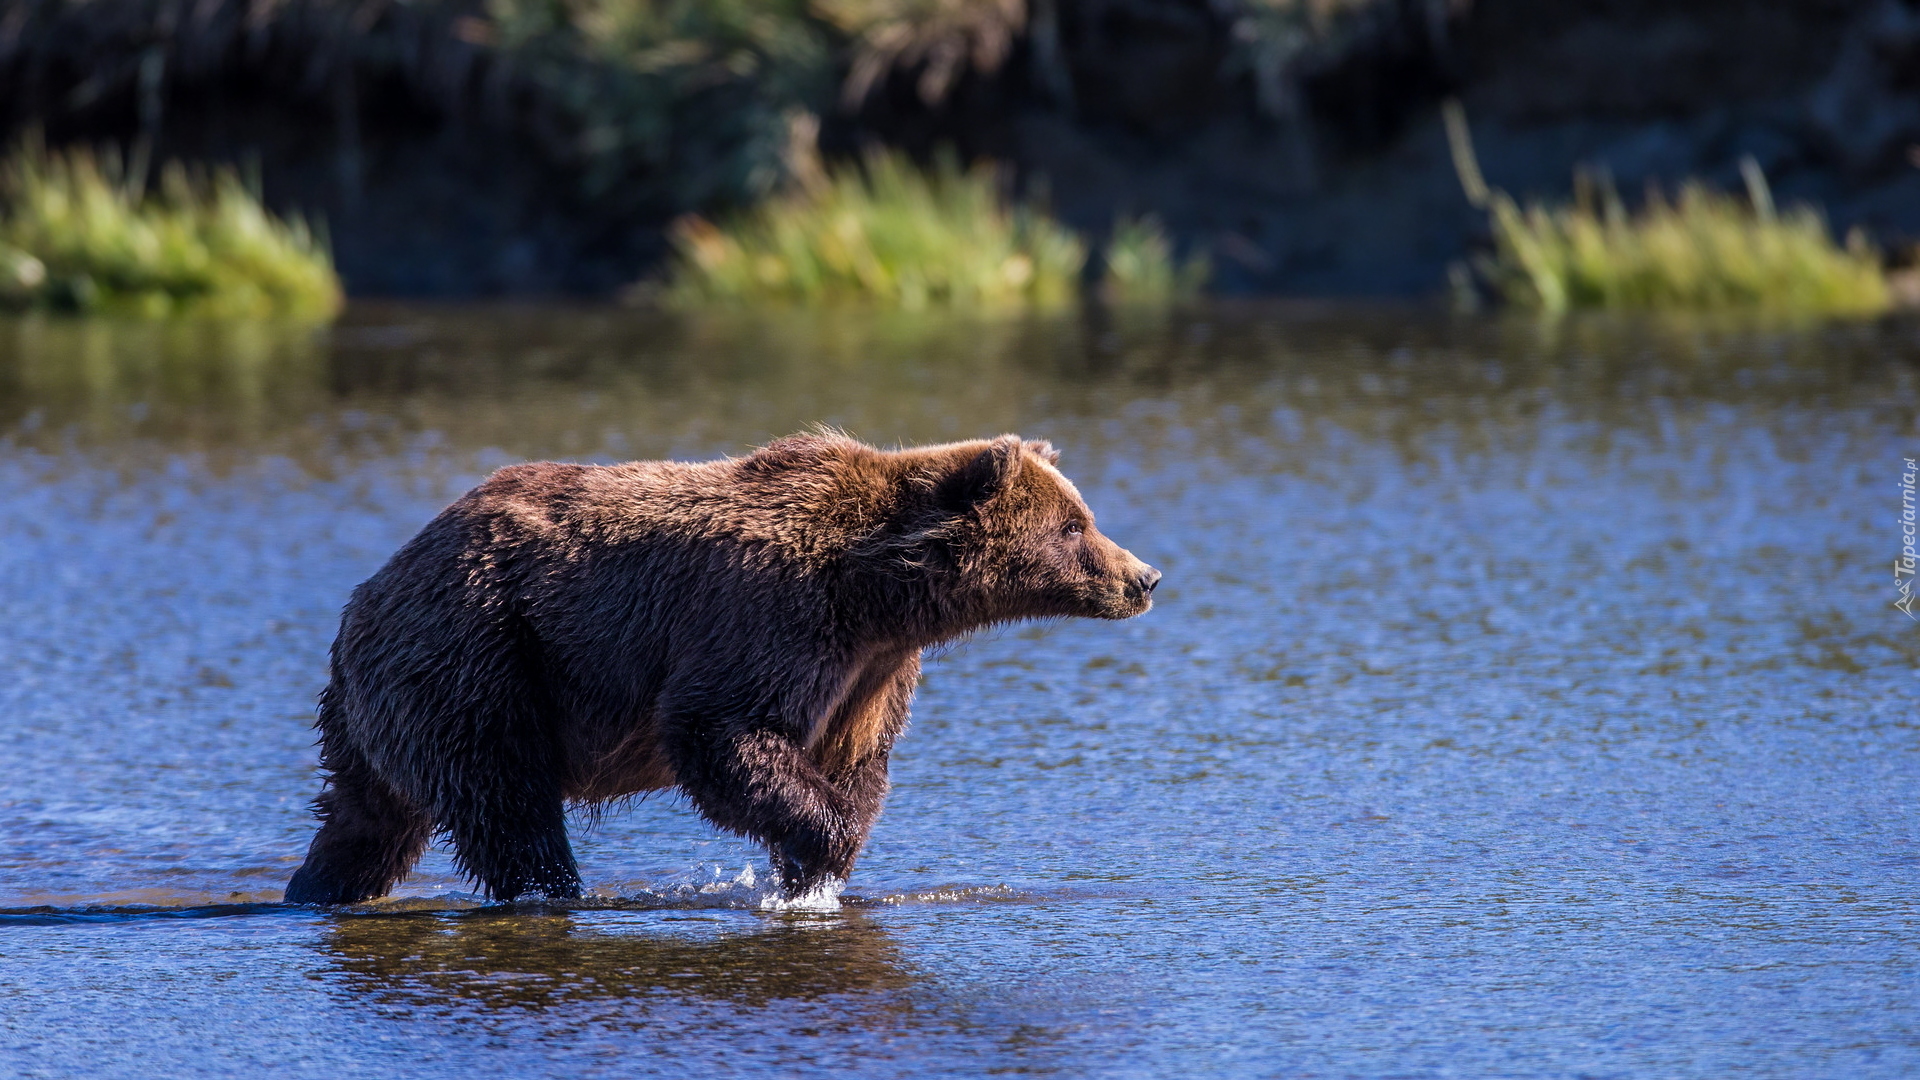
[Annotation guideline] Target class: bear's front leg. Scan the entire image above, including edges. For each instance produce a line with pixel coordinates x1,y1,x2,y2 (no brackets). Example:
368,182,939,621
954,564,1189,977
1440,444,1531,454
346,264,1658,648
792,744,895,888
669,725,865,897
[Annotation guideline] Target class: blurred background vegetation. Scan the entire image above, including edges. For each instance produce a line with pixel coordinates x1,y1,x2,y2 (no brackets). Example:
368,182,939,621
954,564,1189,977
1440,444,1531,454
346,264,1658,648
0,137,340,317
0,0,1914,312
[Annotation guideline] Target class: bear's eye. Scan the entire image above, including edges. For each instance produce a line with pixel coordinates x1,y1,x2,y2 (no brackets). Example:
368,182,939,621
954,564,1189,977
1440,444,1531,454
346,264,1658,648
1063,521,1083,537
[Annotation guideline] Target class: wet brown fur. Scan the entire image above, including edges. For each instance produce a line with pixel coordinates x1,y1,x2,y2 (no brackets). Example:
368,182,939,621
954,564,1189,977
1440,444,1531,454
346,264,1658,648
284,432,1160,904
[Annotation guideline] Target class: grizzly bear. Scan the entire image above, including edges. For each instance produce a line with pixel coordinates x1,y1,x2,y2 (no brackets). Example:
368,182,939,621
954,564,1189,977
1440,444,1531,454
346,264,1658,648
284,432,1160,904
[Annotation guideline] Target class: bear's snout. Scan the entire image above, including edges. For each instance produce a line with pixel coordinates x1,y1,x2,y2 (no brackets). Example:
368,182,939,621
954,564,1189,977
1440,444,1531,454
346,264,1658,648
1098,549,1160,618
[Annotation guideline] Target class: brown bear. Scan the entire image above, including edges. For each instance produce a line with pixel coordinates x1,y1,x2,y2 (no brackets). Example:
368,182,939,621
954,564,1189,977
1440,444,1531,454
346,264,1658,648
284,432,1160,904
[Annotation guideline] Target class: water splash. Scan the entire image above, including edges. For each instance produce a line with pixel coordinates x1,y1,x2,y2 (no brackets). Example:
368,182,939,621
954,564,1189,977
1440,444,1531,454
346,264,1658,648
854,884,1021,906
756,872,847,913
594,862,844,912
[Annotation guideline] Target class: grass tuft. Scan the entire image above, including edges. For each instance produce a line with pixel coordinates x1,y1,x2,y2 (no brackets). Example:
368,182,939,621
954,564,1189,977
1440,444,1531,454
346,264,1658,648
666,147,1086,308
1100,215,1209,303
1445,102,1889,316
0,138,342,319
1479,175,1890,316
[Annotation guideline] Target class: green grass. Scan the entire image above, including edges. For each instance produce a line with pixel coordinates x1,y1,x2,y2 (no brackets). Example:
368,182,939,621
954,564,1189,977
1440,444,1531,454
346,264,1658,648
667,138,1208,308
666,148,1087,308
0,140,343,319
1101,215,1209,303
1480,177,1890,316
1444,103,1890,315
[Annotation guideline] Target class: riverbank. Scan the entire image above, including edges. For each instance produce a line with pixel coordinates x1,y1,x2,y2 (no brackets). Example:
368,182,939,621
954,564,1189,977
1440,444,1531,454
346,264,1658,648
7,0,1916,299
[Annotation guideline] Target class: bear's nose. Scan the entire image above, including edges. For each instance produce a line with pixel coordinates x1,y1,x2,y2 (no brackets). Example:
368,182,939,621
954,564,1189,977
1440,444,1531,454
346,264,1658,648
1137,567,1162,594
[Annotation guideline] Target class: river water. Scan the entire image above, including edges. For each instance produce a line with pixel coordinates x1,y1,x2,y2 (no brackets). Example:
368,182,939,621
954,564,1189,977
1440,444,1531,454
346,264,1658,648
0,304,1913,1078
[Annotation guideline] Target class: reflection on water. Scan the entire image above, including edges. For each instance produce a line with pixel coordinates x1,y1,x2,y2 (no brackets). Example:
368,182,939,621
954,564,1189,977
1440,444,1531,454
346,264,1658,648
2,303,1909,465
0,303,1915,1078
322,909,917,1012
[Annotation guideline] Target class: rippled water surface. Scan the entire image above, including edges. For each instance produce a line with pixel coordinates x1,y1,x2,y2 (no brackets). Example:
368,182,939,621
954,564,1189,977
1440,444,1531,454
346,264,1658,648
0,304,1914,1078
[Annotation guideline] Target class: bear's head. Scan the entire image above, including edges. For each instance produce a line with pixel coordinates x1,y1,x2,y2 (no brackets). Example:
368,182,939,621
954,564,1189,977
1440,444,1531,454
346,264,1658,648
921,434,1161,627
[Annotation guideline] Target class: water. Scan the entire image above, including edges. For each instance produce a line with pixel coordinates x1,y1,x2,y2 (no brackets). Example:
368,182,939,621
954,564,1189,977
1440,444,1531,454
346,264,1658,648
0,304,1914,1078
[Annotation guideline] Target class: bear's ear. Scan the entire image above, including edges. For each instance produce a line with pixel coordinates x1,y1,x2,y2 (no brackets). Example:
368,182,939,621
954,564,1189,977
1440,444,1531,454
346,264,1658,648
938,434,1024,512
1026,439,1061,466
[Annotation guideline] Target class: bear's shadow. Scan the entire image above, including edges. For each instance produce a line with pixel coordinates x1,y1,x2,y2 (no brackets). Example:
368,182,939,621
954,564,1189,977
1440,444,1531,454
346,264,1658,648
312,907,919,1016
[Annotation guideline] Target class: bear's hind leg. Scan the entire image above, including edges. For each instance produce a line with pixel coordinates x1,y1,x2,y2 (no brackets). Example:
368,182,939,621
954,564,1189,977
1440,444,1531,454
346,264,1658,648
426,625,582,903
441,789,580,902
285,746,431,905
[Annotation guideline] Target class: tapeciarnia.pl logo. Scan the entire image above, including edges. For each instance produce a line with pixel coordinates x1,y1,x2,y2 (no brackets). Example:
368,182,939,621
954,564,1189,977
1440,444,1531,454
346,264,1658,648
1898,457,1918,619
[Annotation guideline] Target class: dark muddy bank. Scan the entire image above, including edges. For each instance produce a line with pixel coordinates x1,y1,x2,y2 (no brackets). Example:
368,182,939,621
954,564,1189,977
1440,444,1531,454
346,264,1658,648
8,0,1919,297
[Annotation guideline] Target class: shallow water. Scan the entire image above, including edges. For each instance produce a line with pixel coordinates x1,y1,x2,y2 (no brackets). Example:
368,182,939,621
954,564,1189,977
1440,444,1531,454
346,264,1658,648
0,304,1914,1078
